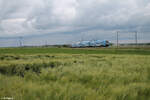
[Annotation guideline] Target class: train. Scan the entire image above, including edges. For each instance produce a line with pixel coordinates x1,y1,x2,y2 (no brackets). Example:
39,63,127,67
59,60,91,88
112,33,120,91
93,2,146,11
71,40,110,48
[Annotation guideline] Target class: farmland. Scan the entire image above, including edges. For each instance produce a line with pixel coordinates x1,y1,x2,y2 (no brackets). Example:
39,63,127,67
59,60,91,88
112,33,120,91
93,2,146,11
0,47,150,100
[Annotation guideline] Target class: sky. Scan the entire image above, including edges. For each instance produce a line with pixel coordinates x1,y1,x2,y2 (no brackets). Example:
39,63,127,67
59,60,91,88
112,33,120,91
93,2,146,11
0,0,150,47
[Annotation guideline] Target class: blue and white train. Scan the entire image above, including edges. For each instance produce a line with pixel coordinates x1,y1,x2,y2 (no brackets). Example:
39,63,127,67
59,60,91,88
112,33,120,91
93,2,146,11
71,40,110,47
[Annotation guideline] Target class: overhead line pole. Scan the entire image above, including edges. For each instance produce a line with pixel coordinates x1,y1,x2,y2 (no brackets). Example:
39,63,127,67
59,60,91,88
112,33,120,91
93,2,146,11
135,31,138,46
45,40,48,47
117,31,119,48
19,36,23,47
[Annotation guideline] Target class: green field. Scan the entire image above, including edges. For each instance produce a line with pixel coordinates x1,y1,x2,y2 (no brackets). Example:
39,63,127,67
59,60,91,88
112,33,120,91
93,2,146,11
0,47,150,55
0,47,150,100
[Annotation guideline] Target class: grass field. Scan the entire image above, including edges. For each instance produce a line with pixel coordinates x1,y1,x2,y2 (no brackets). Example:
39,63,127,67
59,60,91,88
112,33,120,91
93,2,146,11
0,47,150,55
0,47,150,100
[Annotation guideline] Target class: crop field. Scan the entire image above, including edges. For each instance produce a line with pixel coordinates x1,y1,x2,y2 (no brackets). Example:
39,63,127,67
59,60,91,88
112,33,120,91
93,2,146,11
0,47,150,100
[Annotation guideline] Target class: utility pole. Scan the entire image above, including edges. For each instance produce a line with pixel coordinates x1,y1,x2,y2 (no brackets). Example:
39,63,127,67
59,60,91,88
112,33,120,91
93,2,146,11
135,31,138,46
117,31,119,48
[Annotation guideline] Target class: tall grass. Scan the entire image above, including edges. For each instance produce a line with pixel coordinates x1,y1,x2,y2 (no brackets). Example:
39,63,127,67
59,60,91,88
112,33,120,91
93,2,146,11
0,53,150,100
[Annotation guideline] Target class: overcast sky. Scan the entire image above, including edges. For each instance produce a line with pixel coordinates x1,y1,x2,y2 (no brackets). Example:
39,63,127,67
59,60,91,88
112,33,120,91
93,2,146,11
0,0,150,46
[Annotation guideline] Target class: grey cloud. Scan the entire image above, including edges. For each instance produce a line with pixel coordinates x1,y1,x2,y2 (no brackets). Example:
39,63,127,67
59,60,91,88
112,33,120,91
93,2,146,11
0,0,150,46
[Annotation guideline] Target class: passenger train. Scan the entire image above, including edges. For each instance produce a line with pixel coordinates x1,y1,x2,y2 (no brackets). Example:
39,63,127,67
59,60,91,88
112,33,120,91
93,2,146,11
71,40,110,48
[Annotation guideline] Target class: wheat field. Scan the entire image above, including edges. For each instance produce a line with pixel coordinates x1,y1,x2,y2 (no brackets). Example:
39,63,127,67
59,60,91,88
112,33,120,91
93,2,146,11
0,48,150,100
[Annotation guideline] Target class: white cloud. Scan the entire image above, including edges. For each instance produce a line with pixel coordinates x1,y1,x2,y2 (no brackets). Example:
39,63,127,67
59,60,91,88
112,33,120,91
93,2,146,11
0,0,150,46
